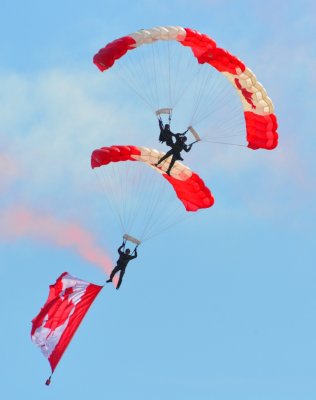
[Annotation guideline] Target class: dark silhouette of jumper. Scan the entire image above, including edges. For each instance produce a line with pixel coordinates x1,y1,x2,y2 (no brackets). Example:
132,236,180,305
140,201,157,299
155,135,194,175
158,119,174,146
106,240,138,289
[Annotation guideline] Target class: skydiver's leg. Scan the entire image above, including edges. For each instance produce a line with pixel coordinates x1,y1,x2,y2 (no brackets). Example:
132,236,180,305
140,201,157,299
155,150,173,166
116,267,126,289
166,156,177,175
106,265,121,283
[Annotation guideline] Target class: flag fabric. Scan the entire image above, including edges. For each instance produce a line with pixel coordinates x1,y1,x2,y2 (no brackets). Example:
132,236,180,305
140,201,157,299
31,272,103,384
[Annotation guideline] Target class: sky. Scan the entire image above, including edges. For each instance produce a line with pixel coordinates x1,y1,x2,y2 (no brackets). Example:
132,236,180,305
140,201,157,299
1,1,315,399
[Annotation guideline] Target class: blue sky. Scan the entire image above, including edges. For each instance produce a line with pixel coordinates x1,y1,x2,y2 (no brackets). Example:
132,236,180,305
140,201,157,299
1,1,315,399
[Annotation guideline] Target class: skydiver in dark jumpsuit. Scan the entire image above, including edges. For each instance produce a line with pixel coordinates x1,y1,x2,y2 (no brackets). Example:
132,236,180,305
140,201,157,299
155,135,194,175
106,239,138,289
158,117,189,147
158,118,174,147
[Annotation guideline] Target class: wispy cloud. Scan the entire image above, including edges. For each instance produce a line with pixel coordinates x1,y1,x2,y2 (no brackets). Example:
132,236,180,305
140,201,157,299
0,152,20,193
0,206,112,274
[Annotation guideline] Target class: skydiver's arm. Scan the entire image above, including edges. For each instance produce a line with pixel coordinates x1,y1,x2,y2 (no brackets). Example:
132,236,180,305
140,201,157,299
158,119,164,130
118,244,124,255
131,247,138,259
185,140,198,152
184,143,193,152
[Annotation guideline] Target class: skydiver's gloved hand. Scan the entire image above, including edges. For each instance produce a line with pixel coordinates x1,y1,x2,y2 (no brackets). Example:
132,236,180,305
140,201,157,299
186,142,194,152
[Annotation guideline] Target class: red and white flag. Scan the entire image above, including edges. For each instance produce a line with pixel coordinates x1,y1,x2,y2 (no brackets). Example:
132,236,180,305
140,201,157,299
31,272,103,385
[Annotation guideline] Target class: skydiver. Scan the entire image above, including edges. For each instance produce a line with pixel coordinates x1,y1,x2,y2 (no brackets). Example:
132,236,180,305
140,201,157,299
106,238,138,289
158,117,188,147
158,117,174,146
155,135,195,175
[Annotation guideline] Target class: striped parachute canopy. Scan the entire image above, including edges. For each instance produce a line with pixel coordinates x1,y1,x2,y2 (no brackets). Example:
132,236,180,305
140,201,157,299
91,145,213,242
94,26,278,150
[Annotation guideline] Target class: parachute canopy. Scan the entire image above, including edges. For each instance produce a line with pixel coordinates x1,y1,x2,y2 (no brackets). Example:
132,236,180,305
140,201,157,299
91,145,214,212
94,26,278,150
31,272,103,385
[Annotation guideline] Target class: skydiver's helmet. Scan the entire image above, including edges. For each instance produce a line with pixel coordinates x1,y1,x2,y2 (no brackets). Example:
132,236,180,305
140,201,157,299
165,124,170,130
125,249,131,254
182,136,187,142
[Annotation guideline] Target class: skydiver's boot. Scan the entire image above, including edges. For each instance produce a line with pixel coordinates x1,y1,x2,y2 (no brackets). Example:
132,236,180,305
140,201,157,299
106,279,112,283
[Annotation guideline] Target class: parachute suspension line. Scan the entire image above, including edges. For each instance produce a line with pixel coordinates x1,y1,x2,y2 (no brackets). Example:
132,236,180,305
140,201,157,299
94,169,125,233
141,174,181,239
107,163,130,232
119,161,147,235
203,92,242,127
170,68,197,113
166,42,200,113
180,65,233,130
195,69,226,125
139,194,183,242
104,162,133,234
138,44,159,109
142,181,171,240
188,66,213,127
111,41,164,113
139,177,191,242
208,133,245,140
139,170,193,240
151,42,161,112
112,161,180,241
167,38,172,112
137,177,166,240
141,210,190,243
188,66,227,127
136,43,160,110
183,67,247,144
202,139,247,148
202,105,246,143
112,161,129,231
97,162,145,237
203,93,245,133
111,155,186,242
172,42,193,111
138,41,159,111
152,39,202,120
128,161,162,234
94,157,200,242
135,164,177,240
112,67,155,113
153,40,171,114
119,162,134,233
148,201,188,241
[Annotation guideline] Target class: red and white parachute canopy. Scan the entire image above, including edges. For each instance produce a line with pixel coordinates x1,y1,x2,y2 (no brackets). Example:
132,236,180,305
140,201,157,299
31,272,103,385
91,145,214,212
94,26,278,151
